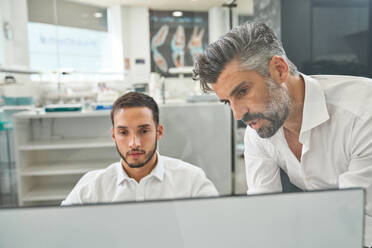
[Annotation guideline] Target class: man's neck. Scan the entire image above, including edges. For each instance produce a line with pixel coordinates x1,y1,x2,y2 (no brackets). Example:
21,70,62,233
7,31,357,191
122,153,158,183
283,74,305,136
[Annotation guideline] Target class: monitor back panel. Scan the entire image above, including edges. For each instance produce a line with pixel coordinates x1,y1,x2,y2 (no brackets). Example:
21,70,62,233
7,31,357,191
0,189,364,248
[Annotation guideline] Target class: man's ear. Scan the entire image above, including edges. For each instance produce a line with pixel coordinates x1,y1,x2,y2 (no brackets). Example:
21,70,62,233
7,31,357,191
268,56,289,84
111,127,116,141
157,124,164,140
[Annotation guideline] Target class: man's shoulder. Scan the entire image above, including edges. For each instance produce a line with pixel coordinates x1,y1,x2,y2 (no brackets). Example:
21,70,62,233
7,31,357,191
311,74,372,85
76,162,120,188
311,75,372,116
312,75,372,98
158,155,218,197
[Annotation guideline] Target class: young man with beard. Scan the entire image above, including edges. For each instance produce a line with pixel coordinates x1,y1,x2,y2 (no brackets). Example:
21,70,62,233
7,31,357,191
62,92,218,205
193,22,372,247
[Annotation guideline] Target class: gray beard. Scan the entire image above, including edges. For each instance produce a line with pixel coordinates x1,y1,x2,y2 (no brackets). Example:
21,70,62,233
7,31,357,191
242,78,291,138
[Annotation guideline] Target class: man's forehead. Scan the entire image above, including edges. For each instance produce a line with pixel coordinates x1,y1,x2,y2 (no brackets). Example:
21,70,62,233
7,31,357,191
217,60,241,80
213,61,244,97
114,107,155,126
115,107,152,116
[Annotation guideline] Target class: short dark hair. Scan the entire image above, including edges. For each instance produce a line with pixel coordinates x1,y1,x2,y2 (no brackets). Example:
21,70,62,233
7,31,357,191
110,92,159,126
193,21,298,93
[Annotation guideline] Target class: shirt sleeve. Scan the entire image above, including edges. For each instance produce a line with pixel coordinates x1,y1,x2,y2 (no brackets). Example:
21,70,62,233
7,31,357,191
60,171,99,206
61,188,83,206
192,168,219,198
244,127,282,195
60,183,84,206
338,113,372,247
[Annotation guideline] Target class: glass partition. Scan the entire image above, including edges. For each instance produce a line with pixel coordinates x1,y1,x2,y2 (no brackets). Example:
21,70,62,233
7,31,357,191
0,0,370,210
1,1,371,245
0,0,238,208
27,0,112,75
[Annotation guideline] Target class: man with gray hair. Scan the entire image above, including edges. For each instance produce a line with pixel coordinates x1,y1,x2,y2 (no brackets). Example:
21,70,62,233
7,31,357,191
193,22,372,247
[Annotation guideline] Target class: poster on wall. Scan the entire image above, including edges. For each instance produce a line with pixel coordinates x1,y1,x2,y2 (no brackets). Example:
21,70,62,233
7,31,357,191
149,10,209,77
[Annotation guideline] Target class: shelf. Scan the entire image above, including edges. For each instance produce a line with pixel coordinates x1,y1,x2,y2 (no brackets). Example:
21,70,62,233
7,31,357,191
22,184,72,202
0,67,41,75
18,138,115,150
14,111,120,205
1,105,34,111
14,109,110,119
21,160,113,176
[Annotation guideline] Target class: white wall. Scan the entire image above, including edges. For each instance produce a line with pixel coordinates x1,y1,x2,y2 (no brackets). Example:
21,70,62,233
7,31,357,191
108,5,151,85
208,5,243,43
0,7,4,67
208,7,230,43
0,0,30,69
122,7,151,84
107,5,125,73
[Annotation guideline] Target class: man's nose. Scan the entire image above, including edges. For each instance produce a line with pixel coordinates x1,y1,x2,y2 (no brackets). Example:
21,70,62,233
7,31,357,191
129,135,141,148
230,101,245,121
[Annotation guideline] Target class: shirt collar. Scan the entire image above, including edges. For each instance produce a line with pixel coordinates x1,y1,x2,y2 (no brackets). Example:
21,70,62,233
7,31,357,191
116,161,130,185
148,152,165,181
300,74,330,135
116,152,165,185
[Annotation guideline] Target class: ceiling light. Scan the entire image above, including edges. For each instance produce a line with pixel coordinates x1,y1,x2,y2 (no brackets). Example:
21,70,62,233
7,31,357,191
94,12,103,18
172,11,183,17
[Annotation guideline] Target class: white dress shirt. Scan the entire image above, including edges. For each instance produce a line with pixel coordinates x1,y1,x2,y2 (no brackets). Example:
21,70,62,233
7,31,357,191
61,153,218,205
244,74,372,246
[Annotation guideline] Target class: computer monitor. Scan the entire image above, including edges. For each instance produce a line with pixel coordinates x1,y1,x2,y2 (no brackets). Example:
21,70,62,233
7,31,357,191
0,189,364,248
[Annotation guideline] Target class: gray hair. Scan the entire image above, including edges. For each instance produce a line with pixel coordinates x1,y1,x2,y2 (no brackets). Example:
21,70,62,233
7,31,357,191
193,22,298,93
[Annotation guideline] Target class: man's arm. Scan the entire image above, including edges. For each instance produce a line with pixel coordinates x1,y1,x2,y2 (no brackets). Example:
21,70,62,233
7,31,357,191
244,128,282,194
61,171,100,206
61,187,84,206
192,168,219,197
338,113,372,247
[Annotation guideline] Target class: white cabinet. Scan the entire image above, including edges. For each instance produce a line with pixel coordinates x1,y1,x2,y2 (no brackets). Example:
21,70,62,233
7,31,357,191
13,110,118,206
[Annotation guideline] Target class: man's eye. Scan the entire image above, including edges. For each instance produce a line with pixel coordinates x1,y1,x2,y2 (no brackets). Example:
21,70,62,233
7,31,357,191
140,129,149,134
222,100,230,105
237,88,248,97
120,131,128,135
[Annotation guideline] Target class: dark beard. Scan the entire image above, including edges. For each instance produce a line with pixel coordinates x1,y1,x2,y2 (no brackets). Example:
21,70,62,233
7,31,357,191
115,137,158,168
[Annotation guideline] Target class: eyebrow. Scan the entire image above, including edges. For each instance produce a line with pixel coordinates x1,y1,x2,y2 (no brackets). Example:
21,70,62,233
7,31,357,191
229,81,253,97
116,125,128,129
116,124,151,129
138,124,151,128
